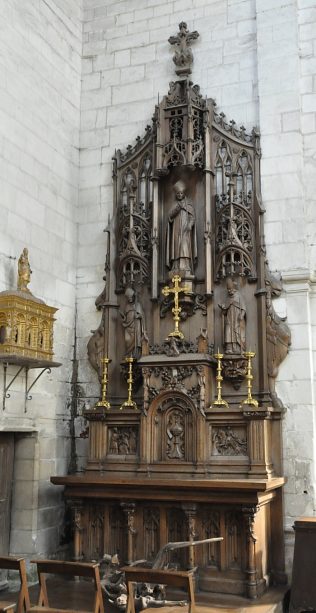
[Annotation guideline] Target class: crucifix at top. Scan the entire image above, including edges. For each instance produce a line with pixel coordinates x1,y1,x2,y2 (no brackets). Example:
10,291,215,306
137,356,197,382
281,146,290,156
168,22,199,77
162,275,191,339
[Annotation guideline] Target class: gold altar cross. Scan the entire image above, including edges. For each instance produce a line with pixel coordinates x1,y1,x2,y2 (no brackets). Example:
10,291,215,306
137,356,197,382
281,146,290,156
162,275,190,339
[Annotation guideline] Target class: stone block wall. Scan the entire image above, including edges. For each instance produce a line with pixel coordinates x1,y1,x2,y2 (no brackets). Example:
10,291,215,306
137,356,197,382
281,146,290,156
0,0,82,557
255,0,316,569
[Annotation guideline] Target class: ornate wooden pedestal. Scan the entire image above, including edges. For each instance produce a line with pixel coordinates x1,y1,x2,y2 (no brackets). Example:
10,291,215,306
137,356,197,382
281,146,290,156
52,472,285,599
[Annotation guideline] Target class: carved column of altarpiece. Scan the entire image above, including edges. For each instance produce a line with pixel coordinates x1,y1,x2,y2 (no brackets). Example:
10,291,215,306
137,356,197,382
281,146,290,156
52,23,291,600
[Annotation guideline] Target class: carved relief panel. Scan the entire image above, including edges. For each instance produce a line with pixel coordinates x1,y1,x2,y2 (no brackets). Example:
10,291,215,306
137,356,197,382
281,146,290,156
108,427,138,456
211,426,248,457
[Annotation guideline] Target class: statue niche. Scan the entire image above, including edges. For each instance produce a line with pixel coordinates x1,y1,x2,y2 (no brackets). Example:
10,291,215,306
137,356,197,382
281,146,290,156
148,393,196,463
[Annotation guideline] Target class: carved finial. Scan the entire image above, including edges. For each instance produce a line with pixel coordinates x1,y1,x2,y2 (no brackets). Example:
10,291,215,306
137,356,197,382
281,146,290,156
168,22,199,77
17,247,32,292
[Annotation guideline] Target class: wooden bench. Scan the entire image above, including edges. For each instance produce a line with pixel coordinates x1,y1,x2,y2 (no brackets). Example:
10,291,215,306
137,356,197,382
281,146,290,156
122,566,196,613
0,602,16,613
0,556,31,613
29,560,104,613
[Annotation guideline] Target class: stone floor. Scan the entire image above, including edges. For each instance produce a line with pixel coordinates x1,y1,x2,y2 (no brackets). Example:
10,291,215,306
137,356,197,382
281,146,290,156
1,578,287,613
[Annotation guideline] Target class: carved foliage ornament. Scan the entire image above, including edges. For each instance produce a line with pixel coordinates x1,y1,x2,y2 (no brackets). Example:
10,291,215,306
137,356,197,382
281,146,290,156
143,365,206,415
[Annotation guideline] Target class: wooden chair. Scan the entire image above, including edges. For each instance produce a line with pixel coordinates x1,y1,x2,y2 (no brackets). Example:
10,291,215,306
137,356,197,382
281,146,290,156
122,566,196,613
29,560,104,613
0,556,31,613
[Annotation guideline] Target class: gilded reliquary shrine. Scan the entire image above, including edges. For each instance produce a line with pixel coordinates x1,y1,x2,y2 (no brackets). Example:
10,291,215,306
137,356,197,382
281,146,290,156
52,24,291,600
0,248,58,365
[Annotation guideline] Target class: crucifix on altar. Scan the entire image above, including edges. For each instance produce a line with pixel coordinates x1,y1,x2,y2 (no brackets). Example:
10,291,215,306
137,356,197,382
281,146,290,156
162,275,191,339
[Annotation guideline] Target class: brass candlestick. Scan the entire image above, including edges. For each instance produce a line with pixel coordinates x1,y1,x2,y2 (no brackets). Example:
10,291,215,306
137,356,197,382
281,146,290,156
96,357,111,409
120,357,138,411
240,351,258,408
211,352,229,409
162,275,190,339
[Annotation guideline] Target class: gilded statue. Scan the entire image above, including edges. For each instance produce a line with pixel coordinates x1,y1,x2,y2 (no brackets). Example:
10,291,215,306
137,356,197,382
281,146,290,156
17,247,32,292
219,279,246,354
120,287,147,359
166,180,197,275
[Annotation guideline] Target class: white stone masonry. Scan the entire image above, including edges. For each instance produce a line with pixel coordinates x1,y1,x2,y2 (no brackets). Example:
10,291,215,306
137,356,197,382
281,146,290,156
0,0,82,559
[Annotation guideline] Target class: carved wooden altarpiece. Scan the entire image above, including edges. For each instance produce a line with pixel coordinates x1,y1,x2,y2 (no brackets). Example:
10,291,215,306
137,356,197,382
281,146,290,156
52,23,291,600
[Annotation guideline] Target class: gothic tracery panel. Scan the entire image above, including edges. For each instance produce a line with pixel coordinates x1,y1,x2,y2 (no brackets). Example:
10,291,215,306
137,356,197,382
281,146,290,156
143,507,160,562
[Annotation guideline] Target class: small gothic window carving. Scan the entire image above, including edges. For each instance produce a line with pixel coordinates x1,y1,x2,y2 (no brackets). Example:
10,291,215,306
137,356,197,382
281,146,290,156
215,141,256,280
236,151,253,208
215,141,232,204
117,157,152,291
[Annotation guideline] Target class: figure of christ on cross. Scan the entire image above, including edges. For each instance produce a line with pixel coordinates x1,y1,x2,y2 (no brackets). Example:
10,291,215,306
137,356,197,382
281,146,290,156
162,275,191,339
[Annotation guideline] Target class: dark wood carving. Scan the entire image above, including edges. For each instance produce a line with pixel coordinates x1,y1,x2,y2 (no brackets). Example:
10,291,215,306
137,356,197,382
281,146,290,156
215,147,257,281
265,265,291,408
166,179,197,276
201,511,221,569
117,161,152,291
225,511,243,571
54,21,291,602
212,426,247,456
110,506,126,561
219,279,246,354
143,508,160,562
108,427,138,456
